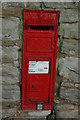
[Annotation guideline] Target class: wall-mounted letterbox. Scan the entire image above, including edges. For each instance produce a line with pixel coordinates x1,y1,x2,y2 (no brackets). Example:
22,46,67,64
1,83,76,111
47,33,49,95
22,10,59,110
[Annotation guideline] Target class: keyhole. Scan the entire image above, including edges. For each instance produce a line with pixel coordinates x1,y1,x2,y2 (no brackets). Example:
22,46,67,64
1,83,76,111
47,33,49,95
32,85,34,88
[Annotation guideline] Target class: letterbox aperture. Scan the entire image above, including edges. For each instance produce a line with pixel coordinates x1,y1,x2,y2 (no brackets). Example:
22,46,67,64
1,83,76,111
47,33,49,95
22,10,59,110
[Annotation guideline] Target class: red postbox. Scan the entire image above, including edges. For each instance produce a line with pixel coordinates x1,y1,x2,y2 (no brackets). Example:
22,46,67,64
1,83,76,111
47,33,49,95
22,10,59,110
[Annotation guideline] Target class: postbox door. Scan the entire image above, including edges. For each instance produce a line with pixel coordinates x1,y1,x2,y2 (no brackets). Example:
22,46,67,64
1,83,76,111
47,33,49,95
25,58,51,103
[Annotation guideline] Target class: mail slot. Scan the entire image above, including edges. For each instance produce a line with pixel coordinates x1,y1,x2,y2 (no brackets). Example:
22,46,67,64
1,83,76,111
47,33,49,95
22,10,59,110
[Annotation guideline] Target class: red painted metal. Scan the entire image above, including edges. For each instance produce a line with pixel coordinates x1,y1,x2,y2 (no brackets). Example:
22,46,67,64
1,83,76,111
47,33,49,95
22,10,59,110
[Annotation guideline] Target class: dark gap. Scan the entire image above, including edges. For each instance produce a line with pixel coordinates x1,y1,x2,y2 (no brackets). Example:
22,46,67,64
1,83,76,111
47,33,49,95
27,25,54,30
32,84,34,88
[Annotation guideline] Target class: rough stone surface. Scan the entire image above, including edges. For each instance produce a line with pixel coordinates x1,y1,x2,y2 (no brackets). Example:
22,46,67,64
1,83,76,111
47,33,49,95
62,23,79,39
28,110,51,117
0,64,2,76
67,71,79,83
0,110,2,120
60,80,80,90
2,90,20,102
14,60,19,67
2,63,20,102
58,57,80,104
58,57,79,74
55,103,75,110
0,46,2,63
0,76,2,85
2,63,19,77
2,46,19,62
61,79,75,88
60,9,78,22
2,63,19,84
60,87,79,104
2,2,41,9
2,75,19,85
11,109,50,119
2,2,27,8
42,2,78,9
27,2,41,9
21,118,46,120
0,18,2,40
56,109,78,118
55,103,78,118
61,41,79,55
2,84,20,91
2,17,20,40
2,7,22,19
2,108,17,118
58,57,79,83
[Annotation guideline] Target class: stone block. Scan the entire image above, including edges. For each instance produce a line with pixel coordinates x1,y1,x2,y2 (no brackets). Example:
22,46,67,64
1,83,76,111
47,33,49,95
62,23,79,39
2,76,19,85
61,79,75,88
2,46,19,62
0,48,2,65
56,109,78,118
58,57,80,104
60,87,79,104
0,64,2,76
60,79,80,90
2,90,20,102
2,2,27,8
0,110,2,120
2,2,41,9
2,63,20,102
67,71,79,83
2,108,17,118
60,9,78,22
0,76,2,84
2,63,19,84
0,18,2,40
55,103,75,111
2,40,19,46
14,60,19,67
58,57,79,74
2,84,20,91
58,57,79,83
27,2,41,9
2,63,19,77
61,41,79,55
42,2,78,9
2,7,22,19
2,17,20,40
55,103,78,118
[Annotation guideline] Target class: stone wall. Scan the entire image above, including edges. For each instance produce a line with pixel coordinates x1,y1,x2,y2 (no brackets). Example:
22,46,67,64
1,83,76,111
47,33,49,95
0,2,79,119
